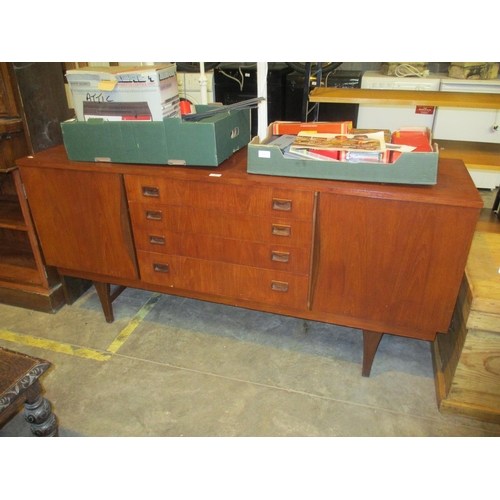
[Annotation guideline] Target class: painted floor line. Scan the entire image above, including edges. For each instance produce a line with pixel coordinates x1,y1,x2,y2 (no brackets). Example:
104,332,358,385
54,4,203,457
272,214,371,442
107,293,162,354
0,292,162,361
0,329,111,361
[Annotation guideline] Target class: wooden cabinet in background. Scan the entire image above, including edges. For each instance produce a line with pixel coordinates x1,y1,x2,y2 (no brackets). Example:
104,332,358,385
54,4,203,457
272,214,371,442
17,146,483,375
0,62,89,312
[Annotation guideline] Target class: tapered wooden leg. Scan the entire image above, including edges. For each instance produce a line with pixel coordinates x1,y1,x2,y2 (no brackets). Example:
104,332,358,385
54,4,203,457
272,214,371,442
93,282,127,323
493,187,500,212
494,188,500,220
93,282,114,323
362,330,384,377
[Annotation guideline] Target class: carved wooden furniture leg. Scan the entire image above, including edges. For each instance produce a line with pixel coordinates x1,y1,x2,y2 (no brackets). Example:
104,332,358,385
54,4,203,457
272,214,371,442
362,330,384,377
0,347,58,437
93,281,126,323
24,380,58,437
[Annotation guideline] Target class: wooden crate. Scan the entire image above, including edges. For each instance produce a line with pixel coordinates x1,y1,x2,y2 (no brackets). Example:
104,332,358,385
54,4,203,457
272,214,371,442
433,210,500,423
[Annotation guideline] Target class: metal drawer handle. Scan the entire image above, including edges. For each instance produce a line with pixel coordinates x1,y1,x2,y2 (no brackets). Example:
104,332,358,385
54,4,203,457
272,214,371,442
149,235,165,245
271,280,289,293
271,251,290,263
271,224,291,237
142,186,159,197
272,198,292,211
153,263,169,273
146,210,162,220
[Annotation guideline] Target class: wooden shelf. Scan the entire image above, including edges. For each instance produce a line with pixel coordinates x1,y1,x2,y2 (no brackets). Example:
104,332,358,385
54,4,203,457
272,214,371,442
310,88,500,174
309,87,500,109
0,194,27,230
0,118,23,135
436,140,500,170
0,240,41,286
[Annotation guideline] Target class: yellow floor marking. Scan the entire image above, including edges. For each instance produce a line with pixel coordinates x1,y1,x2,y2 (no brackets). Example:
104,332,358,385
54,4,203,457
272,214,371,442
0,292,162,360
0,329,111,361
106,292,162,354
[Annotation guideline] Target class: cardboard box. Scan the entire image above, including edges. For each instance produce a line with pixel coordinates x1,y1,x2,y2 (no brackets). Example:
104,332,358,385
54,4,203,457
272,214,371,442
247,124,439,185
66,65,180,122
61,106,251,167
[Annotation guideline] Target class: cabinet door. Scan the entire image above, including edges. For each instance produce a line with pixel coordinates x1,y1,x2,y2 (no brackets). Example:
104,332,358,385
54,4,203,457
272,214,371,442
19,166,138,280
312,192,478,338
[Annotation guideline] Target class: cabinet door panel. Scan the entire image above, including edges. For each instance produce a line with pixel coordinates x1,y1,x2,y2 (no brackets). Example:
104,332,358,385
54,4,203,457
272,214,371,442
312,193,478,336
20,166,138,280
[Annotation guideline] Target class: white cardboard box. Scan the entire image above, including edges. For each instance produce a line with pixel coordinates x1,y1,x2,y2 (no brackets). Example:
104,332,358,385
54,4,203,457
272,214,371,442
66,64,180,122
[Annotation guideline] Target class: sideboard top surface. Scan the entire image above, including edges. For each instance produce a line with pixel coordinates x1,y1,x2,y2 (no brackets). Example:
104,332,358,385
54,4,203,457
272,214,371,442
16,145,484,209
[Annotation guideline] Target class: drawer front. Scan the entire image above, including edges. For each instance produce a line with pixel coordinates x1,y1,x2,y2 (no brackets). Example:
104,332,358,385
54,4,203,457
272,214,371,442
125,175,315,220
136,250,309,310
132,230,311,275
128,203,313,248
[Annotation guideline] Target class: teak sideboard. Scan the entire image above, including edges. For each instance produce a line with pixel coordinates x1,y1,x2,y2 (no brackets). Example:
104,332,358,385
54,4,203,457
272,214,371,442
16,146,483,376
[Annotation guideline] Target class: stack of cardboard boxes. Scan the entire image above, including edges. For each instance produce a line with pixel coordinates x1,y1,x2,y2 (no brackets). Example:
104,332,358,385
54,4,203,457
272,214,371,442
61,64,251,167
66,64,180,122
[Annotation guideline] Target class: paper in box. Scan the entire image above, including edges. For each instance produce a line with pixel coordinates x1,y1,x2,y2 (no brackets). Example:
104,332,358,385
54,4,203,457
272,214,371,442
66,64,180,122
392,127,433,152
61,106,251,167
272,121,352,135
247,123,438,185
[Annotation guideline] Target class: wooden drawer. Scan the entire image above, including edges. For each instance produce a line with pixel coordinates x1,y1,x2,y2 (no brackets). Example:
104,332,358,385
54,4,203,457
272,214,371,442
125,175,315,220
136,250,310,310
132,230,311,275
128,203,313,248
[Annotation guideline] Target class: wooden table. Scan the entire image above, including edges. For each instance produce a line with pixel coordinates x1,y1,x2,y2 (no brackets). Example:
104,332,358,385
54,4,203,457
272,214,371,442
0,347,58,436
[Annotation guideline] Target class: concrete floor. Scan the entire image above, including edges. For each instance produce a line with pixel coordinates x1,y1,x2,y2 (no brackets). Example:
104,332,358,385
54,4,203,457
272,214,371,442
1,189,499,438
